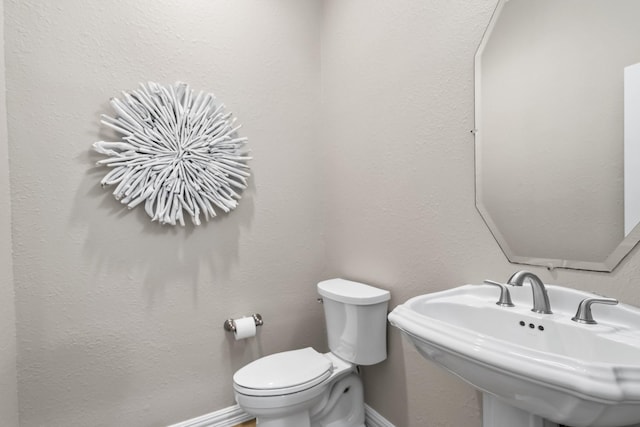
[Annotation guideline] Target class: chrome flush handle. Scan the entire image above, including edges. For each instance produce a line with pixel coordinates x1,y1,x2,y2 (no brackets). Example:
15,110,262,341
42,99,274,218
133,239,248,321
571,297,618,325
483,280,515,307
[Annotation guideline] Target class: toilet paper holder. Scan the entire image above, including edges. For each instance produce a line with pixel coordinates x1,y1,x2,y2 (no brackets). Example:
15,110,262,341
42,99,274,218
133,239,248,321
223,313,264,332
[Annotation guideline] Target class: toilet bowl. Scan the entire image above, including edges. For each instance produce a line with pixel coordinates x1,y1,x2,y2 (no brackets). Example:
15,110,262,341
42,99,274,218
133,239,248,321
232,279,390,427
234,349,361,427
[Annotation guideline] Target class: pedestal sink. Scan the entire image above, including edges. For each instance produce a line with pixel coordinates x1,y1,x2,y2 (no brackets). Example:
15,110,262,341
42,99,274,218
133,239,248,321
388,282,640,427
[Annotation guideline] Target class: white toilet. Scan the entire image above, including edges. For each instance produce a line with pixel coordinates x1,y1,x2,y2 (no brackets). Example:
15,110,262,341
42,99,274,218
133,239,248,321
233,278,390,427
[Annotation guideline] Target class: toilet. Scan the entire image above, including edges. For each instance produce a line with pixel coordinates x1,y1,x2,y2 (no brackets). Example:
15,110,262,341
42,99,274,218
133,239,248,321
233,278,390,427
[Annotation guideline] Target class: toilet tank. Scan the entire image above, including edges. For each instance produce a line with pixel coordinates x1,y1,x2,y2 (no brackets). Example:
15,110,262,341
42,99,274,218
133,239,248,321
317,278,391,365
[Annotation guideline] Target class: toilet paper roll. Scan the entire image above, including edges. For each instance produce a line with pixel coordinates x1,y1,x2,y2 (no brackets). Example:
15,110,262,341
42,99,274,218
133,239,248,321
234,317,257,340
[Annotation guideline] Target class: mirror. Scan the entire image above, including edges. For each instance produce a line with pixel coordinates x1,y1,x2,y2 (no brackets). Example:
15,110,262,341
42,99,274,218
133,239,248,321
475,0,640,272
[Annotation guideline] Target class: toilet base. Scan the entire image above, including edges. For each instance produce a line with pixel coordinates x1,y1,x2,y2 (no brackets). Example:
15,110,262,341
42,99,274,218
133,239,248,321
310,373,364,427
240,373,365,427
257,411,311,427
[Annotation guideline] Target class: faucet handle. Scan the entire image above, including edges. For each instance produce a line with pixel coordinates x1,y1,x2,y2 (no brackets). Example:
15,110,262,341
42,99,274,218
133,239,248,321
483,280,515,307
571,297,618,325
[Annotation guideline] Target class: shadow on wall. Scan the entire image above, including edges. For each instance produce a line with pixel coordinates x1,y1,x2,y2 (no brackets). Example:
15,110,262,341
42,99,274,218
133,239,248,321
73,140,255,306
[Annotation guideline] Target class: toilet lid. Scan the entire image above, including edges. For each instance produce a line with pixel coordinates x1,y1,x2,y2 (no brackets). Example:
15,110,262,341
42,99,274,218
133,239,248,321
233,347,333,396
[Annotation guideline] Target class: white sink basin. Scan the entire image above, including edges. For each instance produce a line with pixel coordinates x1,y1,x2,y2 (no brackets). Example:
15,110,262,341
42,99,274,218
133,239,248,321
388,283,640,427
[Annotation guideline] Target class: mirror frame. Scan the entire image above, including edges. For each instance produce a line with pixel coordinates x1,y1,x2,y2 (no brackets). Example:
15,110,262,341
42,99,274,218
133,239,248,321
474,0,640,272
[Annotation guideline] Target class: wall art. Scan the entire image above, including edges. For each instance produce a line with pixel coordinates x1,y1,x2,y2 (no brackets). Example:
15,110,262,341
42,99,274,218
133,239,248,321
93,82,251,226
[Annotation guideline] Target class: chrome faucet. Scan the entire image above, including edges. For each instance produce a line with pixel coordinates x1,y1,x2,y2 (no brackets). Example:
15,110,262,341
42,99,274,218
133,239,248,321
571,297,618,324
507,271,552,314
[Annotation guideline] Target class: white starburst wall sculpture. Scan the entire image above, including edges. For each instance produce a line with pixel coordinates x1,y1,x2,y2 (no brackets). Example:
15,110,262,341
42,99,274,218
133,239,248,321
93,82,251,226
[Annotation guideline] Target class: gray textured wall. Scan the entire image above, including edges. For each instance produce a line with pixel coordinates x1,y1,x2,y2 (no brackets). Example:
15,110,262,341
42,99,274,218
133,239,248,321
321,1,640,426
5,1,325,426
0,0,19,423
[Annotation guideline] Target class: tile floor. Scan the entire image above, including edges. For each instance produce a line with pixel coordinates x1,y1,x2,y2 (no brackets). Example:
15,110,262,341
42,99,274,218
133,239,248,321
233,420,256,427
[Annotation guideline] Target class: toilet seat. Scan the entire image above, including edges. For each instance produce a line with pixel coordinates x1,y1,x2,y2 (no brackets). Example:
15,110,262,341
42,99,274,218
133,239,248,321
233,347,333,397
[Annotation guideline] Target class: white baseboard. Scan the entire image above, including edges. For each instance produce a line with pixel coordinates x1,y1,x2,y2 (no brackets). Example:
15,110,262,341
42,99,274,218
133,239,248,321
168,404,253,427
169,403,395,427
365,403,396,427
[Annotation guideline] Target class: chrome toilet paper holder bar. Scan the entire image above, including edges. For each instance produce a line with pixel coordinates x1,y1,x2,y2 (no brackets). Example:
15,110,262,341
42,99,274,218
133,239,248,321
223,313,264,332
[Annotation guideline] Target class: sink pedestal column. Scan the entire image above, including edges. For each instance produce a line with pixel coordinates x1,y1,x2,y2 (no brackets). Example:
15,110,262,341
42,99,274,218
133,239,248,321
483,394,559,427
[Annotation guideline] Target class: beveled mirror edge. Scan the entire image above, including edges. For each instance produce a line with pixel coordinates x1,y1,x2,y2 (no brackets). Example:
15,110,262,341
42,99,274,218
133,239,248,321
473,0,640,273
477,172,640,272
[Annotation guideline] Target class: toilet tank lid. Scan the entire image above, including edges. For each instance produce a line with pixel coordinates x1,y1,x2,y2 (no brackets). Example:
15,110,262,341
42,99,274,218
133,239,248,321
317,278,390,305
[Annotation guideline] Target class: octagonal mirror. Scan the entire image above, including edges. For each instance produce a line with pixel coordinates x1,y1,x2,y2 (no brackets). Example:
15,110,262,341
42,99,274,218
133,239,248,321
475,0,640,272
